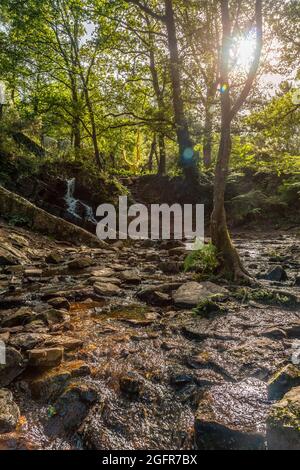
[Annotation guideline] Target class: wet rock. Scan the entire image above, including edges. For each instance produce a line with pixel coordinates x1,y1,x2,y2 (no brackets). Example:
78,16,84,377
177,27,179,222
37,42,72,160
28,347,64,368
0,432,37,450
24,268,43,278
0,347,26,387
0,249,21,267
0,389,20,434
195,379,268,450
0,307,35,328
9,332,50,350
295,276,300,287
173,282,228,308
48,382,98,433
45,252,63,265
159,261,183,274
259,328,287,340
137,283,180,306
94,282,121,297
267,386,300,450
29,369,71,401
44,336,83,352
119,372,144,397
48,297,70,311
44,309,70,325
119,270,141,284
68,257,93,270
90,268,115,277
168,247,187,257
263,266,288,282
268,364,300,401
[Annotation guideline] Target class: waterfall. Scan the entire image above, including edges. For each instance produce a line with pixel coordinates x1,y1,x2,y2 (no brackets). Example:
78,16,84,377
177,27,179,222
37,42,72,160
64,178,97,224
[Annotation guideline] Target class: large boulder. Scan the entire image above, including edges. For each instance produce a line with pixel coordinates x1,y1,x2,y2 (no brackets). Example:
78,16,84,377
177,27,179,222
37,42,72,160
267,386,300,450
28,347,64,368
173,282,228,308
194,379,268,450
0,389,20,434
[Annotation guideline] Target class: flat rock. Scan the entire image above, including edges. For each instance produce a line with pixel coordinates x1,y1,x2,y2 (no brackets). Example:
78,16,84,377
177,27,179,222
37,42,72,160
267,386,300,450
195,379,268,450
119,270,141,284
173,282,228,307
68,257,93,270
47,298,70,311
9,333,51,350
263,265,288,282
44,336,83,352
0,389,20,434
94,282,121,297
28,347,64,368
0,307,36,328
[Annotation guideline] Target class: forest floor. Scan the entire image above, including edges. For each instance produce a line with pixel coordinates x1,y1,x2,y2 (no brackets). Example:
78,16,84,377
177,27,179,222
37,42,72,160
0,221,299,450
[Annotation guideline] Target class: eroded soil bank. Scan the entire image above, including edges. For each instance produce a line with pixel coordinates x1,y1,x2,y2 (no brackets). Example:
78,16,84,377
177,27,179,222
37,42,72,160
0,223,299,450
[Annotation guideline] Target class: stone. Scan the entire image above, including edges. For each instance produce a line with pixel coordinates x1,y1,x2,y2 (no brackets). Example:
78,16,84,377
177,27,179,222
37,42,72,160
119,270,141,284
267,386,300,450
263,266,288,282
24,268,43,278
0,307,35,328
94,282,121,297
0,389,20,434
0,347,25,387
29,369,71,402
44,336,83,352
0,249,21,267
119,372,144,396
268,364,300,401
194,379,268,450
9,332,50,350
28,347,64,368
44,309,70,325
137,283,180,306
295,276,300,287
49,382,98,433
173,282,228,308
68,257,93,270
48,297,70,311
45,252,63,265
90,268,115,278
159,261,183,274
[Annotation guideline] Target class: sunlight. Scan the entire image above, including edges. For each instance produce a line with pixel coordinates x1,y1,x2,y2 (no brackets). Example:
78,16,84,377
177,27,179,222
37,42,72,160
235,35,257,69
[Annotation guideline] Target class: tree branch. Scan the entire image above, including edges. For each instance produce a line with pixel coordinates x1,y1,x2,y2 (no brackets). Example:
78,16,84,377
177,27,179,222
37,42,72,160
127,0,166,23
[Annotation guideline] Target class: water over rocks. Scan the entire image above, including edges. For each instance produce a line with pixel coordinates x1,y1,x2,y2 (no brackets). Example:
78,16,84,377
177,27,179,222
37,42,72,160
0,222,299,449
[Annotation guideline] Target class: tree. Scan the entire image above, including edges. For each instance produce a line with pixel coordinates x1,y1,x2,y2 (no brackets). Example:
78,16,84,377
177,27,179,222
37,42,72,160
211,0,263,281
128,0,199,180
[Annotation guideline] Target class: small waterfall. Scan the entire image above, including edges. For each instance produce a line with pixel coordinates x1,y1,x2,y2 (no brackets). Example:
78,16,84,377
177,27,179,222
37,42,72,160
64,178,97,224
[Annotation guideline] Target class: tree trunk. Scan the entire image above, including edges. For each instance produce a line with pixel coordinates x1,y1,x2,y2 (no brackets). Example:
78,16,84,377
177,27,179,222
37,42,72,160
158,133,166,175
164,0,198,181
203,108,213,168
148,135,156,172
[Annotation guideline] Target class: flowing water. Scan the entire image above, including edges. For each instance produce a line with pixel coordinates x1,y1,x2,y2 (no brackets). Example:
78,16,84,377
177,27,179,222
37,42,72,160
64,178,97,224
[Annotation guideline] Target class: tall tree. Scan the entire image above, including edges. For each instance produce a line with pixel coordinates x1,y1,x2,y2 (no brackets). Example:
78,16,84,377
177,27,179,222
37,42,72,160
211,0,263,281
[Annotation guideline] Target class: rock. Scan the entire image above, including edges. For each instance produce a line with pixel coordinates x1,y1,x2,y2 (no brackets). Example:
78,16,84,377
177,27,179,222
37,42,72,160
260,328,287,340
119,372,144,396
145,252,161,262
9,332,50,350
267,386,300,450
44,336,83,352
0,185,108,248
49,382,98,433
44,309,70,325
45,252,63,265
159,261,183,274
28,347,64,368
168,247,187,257
94,282,121,297
268,364,300,401
24,268,43,278
119,270,141,284
0,249,21,267
0,389,20,434
48,297,70,311
68,257,93,270
295,276,300,287
194,379,268,450
263,266,288,282
90,268,115,277
0,347,25,387
173,282,228,308
137,283,180,306
0,307,35,328
29,369,71,402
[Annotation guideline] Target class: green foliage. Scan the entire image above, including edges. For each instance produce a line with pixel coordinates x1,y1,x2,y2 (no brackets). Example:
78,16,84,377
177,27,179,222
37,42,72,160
229,190,287,223
184,243,219,275
234,287,296,306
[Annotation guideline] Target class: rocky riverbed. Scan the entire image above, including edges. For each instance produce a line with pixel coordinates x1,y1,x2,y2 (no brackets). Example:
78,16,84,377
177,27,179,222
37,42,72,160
0,222,299,450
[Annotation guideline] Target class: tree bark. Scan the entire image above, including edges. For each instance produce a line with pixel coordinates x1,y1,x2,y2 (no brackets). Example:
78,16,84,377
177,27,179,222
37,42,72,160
164,0,198,181
158,133,166,175
203,108,213,168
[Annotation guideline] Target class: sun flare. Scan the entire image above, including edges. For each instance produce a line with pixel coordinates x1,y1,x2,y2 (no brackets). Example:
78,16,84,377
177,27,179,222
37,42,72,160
235,36,257,69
